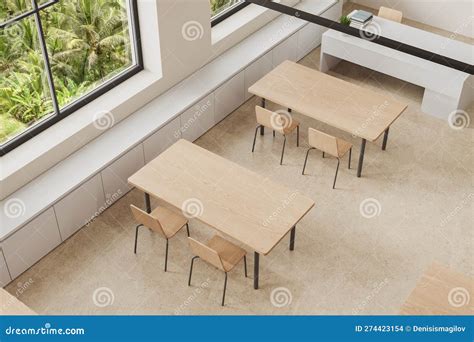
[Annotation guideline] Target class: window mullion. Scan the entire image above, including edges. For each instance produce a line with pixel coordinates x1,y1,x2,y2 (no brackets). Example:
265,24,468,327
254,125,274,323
31,0,61,116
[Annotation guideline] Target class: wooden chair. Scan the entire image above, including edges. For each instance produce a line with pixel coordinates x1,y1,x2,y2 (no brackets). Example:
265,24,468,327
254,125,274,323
252,106,300,165
130,204,189,272
188,235,247,306
378,6,403,23
302,128,353,189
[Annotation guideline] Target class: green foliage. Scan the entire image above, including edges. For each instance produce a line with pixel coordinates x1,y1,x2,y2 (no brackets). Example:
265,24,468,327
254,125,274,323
210,0,237,16
340,15,351,26
0,0,132,143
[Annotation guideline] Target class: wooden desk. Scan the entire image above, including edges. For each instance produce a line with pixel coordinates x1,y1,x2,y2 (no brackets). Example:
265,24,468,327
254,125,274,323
0,289,36,315
248,60,408,177
129,139,315,289
400,263,474,315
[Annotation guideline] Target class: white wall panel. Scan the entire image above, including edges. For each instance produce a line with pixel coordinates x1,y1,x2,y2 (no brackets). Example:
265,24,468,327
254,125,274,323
181,94,215,142
54,175,105,240
2,208,61,279
143,117,181,163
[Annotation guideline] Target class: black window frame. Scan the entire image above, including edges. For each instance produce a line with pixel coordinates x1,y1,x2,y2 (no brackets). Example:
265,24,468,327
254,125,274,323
0,0,143,156
211,1,250,27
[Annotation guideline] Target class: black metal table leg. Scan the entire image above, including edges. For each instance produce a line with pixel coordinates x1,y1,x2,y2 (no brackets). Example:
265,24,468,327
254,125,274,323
254,252,259,289
289,226,296,251
260,98,266,135
382,127,390,151
145,193,151,213
357,139,367,178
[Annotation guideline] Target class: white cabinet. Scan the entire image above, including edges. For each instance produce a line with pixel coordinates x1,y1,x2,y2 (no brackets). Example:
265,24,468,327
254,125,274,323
272,33,298,68
244,51,273,100
214,72,245,123
143,117,181,163
101,145,145,202
2,208,61,279
297,23,324,60
181,94,215,142
321,1,342,22
54,174,106,240
0,250,11,287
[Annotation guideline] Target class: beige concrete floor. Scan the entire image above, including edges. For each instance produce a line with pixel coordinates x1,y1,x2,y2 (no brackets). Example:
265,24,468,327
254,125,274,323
6,4,473,315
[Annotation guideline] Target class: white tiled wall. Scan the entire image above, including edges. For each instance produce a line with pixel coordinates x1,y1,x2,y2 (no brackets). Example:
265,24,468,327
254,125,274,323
54,175,106,240
1,208,61,279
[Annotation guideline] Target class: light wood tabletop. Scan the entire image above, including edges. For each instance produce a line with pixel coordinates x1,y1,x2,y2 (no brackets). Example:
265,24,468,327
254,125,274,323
248,60,408,177
1,289,36,315
400,262,474,315
129,139,315,288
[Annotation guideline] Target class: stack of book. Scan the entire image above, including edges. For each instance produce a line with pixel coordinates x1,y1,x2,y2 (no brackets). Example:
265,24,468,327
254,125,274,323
348,10,373,29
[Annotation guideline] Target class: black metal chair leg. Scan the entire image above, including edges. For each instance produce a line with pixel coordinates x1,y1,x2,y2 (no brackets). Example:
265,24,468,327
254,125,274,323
322,151,325,158
289,226,296,251
164,239,169,272
348,148,352,169
244,256,248,277
273,130,275,137
186,223,190,237
222,273,228,306
280,136,287,165
134,224,143,254
333,159,340,189
251,126,260,152
188,256,199,286
296,125,299,147
302,148,314,175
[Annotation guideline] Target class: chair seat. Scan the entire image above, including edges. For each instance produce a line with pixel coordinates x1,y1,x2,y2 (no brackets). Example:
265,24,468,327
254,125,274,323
282,119,300,135
150,207,188,238
207,235,246,272
337,140,352,158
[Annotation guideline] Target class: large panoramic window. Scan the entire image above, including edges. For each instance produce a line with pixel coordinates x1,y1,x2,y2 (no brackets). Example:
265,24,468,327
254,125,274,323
0,0,142,155
210,0,249,26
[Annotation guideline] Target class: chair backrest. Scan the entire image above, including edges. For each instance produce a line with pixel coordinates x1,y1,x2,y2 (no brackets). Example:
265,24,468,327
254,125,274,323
130,205,166,237
255,106,289,134
308,128,339,157
378,6,403,23
188,237,225,272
